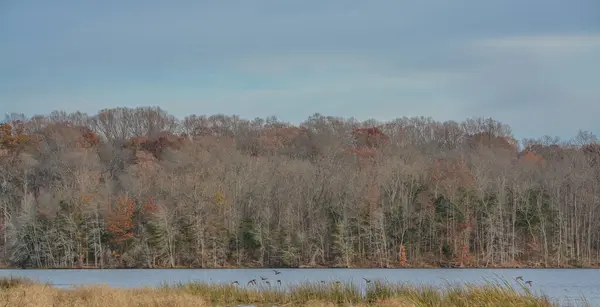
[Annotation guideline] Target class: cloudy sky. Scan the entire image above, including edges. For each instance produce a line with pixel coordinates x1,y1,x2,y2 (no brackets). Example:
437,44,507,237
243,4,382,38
1,1,599,140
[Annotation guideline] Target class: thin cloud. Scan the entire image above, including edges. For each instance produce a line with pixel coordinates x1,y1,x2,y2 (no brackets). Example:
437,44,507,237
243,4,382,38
474,34,600,57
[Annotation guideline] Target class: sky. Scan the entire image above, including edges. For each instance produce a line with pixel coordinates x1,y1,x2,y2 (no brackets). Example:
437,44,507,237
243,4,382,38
1,1,599,141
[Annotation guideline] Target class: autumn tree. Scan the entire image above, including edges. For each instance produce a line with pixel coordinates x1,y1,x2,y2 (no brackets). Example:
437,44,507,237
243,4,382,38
0,108,599,269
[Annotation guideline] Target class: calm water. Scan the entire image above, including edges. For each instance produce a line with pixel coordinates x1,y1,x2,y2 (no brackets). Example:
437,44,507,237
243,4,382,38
0,268,597,305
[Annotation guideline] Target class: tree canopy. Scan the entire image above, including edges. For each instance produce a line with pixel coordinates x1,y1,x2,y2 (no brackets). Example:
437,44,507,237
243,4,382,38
0,107,598,269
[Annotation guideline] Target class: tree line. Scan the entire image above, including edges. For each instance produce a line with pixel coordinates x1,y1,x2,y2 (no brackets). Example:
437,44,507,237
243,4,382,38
0,107,599,269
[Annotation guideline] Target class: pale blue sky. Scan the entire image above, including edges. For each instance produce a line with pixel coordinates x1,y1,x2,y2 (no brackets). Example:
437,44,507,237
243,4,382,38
1,0,599,140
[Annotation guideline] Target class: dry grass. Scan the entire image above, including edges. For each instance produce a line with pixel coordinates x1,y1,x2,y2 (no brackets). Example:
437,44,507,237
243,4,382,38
0,278,210,307
0,276,575,307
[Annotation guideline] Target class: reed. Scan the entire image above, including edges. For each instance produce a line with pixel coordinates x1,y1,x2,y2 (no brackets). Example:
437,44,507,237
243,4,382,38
0,276,583,306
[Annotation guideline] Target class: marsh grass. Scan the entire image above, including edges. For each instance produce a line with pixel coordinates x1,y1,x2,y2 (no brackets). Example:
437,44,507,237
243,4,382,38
0,276,580,306
164,278,561,306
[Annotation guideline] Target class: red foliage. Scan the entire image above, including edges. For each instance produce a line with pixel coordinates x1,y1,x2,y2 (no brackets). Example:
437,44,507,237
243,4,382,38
106,196,135,243
351,127,389,149
79,127,100,148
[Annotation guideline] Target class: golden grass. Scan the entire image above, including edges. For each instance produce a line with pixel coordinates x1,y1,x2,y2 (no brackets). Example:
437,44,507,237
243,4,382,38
0,276,579,307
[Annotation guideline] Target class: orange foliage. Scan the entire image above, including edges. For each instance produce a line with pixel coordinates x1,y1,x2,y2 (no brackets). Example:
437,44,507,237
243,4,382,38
0,122,36,151
519,151,544,164
399,244,407,267
106,196,135,243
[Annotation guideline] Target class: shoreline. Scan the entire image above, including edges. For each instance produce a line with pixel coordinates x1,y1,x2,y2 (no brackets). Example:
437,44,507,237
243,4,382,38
0,265,598,270
0,277,565,306
1,259,598,270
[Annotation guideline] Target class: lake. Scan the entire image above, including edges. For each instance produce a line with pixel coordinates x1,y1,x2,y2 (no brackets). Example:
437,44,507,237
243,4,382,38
0,268,597,305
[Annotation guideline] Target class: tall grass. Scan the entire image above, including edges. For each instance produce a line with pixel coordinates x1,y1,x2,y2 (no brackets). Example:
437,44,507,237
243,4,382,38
164,278,564,306
0,276,584,306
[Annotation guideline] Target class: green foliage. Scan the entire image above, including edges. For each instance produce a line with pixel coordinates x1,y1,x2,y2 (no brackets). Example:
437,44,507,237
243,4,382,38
238,218,261,254
434,196,464,222
442,241,454,260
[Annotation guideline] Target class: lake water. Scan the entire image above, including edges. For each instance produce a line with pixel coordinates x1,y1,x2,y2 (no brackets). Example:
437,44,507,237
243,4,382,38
0,268,597,306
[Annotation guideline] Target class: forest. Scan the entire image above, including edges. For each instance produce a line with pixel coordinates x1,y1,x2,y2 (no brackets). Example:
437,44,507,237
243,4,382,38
0,106,599,269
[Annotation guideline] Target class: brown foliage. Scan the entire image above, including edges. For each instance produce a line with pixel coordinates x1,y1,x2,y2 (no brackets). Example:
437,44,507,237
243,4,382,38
254,126,315,157
582,143,600,166
430,159,475,188
4,108,600,270
142,196,159,218
346,147,380,159
524,143,565,161
123,132,186,159
37,123,100,150
467,132,517,152
518,151,544,164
